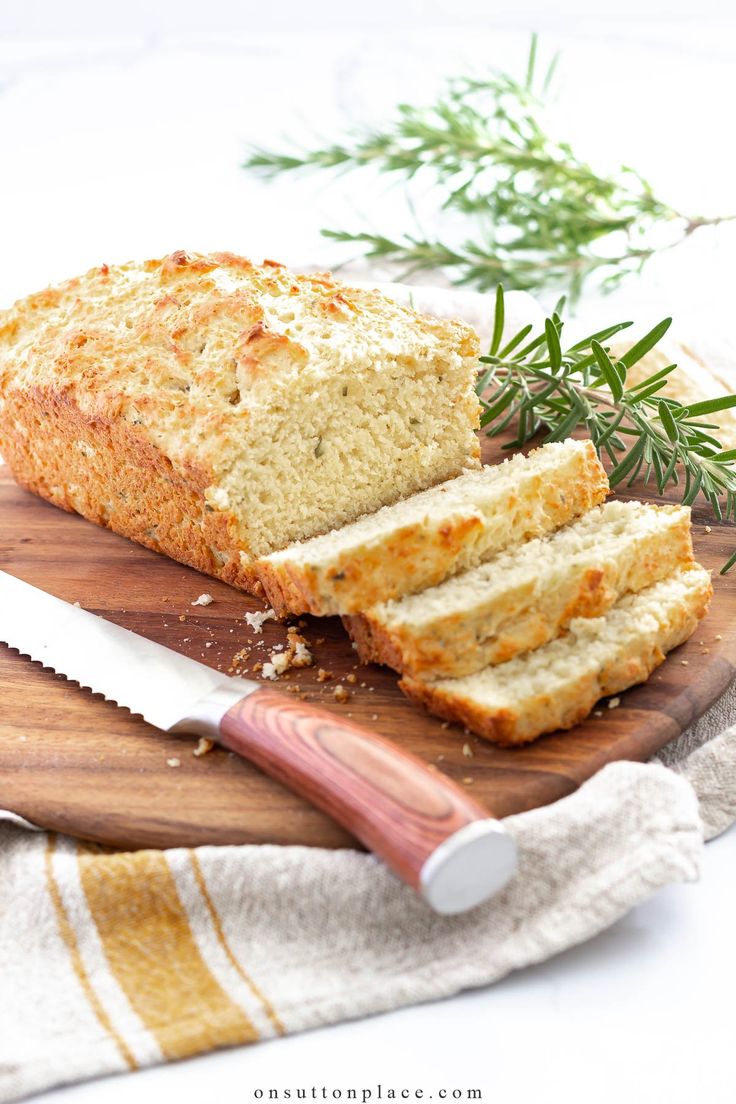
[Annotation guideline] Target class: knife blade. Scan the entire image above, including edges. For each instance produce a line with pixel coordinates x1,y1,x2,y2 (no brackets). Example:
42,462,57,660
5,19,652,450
0,570,517,914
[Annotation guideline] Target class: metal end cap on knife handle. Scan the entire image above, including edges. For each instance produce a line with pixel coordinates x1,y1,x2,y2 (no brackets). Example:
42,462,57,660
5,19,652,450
419,819,518,915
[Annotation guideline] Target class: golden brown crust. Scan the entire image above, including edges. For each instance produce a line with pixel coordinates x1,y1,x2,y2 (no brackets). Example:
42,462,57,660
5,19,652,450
0,250,481,582
258,512,485,618
342,611,404,670
0,385,259,593
257,440,609,618
344,566,615,674
400,571,712,747
345,506,694,678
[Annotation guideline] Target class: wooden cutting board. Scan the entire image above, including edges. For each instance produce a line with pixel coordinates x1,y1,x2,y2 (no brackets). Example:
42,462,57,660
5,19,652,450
1,435,734,851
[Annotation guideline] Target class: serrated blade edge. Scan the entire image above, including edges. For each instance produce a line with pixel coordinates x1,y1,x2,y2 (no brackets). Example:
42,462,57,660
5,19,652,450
0,570,248,732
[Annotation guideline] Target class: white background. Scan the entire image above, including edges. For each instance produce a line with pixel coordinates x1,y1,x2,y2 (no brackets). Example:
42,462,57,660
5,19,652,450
1,2,735,1102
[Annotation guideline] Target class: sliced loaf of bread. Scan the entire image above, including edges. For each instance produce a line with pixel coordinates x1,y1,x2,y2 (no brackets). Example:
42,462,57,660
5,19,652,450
345,500,694,678
0,252,481,592
400,564,712,746
256,439,608,616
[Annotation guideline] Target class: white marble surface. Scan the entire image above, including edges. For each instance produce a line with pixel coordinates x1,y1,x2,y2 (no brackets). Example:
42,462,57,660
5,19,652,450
1,4,735,1101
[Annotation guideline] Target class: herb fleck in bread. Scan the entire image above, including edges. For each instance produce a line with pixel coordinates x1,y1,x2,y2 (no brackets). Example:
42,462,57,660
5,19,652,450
400,564,712,746
256,439,608,616
346,500,694,678
0,252,480,591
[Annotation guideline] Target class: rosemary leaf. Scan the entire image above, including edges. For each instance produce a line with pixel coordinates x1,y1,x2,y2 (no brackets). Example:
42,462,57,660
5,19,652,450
476,287,736,569
244,38,733,296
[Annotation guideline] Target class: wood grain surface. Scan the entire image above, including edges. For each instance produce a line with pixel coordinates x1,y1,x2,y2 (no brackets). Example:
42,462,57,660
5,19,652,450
1,433,734,851
221,689,501,888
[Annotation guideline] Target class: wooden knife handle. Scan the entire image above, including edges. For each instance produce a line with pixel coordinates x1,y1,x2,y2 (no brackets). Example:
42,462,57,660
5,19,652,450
219,688,516,913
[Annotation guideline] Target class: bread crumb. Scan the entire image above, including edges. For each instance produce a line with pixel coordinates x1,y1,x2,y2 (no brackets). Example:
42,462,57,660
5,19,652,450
228,647,251,673
681,659,689,666
705,525,712,533
73,600,81,608
252,661,263,673
261,626,314,680
440,721,449,729
316,668,333,682
608,697,621,710
715,634,723,641
178,614,186,623
594,710,603,717
273,652,292,675
315,637,325,646
462,743,474,758
167,757,181,768
191,593,214,607
245,608,277,633
193,737,214,757
333,684,351,703
437,754,445,761
205,641,214,648
346,672,357,684
462,777,474,785
371,714,378,721
287,626,313,668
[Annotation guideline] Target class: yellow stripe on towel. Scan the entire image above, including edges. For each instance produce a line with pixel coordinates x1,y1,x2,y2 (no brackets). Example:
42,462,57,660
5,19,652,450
188,850,285,1037
77,849,259,1060
44,836,138,1071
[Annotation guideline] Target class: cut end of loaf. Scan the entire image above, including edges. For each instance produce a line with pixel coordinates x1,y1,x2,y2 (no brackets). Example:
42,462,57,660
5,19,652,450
0,251,481,582
257,438,609,616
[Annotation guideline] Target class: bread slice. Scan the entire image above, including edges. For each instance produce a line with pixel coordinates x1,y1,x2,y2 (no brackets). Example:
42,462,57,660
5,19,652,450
0,252,480,592
346,500,694,678
400,564,712,747
256,439,608,616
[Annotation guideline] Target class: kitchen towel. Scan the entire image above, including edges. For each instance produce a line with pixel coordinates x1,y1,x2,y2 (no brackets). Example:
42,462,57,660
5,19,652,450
1,285,734,1101
1,715,734,1102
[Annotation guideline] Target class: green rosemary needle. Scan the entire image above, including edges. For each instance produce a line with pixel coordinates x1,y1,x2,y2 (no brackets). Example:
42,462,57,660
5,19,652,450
478,287,736,571
244,35,732,297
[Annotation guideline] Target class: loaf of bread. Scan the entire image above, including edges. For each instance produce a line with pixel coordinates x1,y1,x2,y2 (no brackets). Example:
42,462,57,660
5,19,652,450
346,500,694,678
256,439,609,616
0,252,480,591
400,564,712,746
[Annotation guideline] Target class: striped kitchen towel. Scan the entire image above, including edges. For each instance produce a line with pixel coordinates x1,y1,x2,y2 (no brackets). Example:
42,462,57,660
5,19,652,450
1,716,734,1102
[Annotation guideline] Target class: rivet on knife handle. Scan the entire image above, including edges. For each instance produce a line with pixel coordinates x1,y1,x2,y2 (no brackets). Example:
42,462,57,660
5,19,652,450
219,687,518,915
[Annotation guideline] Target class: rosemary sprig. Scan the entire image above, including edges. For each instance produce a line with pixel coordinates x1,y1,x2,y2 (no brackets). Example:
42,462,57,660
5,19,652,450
478,287,736,571
244,36,732,296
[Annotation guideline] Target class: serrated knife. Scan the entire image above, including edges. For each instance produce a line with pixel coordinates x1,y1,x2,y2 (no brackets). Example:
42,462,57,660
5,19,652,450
0,569,517,914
